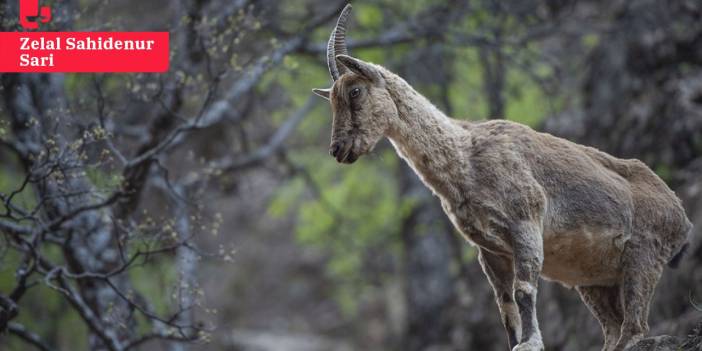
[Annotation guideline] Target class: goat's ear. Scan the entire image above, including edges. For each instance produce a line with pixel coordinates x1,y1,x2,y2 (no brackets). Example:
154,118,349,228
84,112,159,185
312,88,331,100
336,55,381,83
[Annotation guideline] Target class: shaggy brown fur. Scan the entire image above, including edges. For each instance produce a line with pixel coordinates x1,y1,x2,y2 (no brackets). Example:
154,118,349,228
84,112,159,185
313,6,692,351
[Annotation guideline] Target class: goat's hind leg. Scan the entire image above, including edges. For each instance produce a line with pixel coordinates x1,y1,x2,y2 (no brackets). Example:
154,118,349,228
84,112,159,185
479,249,521,350
576,285,623,351
613,239,665,351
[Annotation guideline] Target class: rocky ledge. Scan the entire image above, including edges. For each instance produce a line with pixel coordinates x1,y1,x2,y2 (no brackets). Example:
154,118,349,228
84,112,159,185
626,322,702,351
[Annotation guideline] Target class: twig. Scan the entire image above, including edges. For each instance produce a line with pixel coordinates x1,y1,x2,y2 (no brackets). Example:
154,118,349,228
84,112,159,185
7,322,56,351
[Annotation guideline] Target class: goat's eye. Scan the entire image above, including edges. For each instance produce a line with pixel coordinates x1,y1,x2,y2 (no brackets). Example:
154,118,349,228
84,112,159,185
349,88,361,99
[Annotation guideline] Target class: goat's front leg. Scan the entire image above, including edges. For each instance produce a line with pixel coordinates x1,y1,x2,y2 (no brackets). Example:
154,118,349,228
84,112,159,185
478,249,521,349
511,221,544,351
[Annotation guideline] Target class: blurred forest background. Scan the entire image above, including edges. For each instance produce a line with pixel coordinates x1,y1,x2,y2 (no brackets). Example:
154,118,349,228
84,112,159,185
0,0,701,350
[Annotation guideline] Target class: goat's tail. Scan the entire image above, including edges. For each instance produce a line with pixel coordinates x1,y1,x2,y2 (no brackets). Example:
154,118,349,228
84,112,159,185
668,242,689,269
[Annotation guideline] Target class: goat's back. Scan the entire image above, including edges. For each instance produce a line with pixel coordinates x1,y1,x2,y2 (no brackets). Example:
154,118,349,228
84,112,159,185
469,120,689,254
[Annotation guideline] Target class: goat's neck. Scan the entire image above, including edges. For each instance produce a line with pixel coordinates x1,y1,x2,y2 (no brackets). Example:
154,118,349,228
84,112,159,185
384,75,467,200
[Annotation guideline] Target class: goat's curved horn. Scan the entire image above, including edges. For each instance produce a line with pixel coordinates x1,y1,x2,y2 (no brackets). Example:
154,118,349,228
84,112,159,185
327,4,352,81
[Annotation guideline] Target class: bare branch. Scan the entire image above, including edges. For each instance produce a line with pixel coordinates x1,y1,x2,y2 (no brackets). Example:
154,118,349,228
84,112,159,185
0,219,32,236
124,331,200,350
213,96,318,173
7,323,56,351
43,269,124,351
40,191,123,233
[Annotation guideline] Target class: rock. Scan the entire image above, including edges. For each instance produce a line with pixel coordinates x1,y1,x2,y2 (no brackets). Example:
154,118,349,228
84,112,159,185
625,321,702,351
625,335,681,351
680,321,702,351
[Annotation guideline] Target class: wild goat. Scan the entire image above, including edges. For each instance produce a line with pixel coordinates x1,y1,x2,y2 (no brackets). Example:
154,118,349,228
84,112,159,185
312,5,692,351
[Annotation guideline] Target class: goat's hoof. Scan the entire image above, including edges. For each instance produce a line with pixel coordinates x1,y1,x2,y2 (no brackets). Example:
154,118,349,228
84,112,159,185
512,339,544,351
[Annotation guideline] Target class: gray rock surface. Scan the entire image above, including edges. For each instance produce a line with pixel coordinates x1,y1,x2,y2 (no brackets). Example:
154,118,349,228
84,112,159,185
626,322,702,351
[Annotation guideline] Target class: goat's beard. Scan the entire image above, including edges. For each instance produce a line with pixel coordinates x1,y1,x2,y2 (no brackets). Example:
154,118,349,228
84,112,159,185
334,134,382,164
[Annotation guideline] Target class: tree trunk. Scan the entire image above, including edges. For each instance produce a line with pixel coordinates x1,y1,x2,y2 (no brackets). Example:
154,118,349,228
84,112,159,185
2,73,135,350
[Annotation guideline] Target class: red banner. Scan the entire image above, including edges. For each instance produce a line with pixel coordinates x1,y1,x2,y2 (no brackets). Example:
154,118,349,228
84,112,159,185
0,32,170,73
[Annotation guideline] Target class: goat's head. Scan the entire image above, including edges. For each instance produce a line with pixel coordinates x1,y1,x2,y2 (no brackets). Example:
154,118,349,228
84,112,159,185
313,4,398,164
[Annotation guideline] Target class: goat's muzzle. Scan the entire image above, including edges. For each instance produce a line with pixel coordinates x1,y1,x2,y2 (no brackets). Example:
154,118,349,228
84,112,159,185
330,139,358,164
